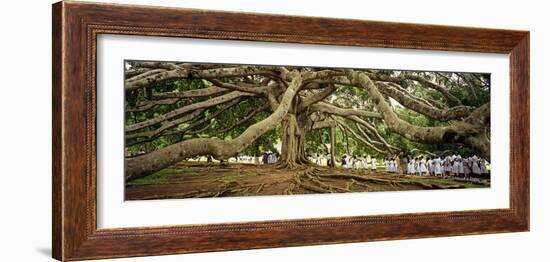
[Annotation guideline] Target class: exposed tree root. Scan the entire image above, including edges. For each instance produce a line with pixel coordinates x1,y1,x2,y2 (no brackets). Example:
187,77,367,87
127,161,479,200
306,173,351,193
315,173,397,185
275,161,300,169
289,168,468,192
283,183,296,195
350,178,371,189
275,159,314,170
256,183,265,193
294,175,333,193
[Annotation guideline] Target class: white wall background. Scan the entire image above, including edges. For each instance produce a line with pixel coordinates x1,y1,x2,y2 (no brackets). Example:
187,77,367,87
0,0,546,261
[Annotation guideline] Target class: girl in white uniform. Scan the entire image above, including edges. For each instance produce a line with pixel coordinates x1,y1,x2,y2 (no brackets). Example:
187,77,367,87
434,156,443,176
444,156,453,176
452,158,461,177
418,157,428,176
388,159,396,173
471,155,481,177
431,158,436,176
407,159,413,175
371,157,377,172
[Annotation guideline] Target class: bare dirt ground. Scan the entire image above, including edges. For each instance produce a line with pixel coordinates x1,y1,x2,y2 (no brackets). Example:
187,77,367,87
125,161,490,200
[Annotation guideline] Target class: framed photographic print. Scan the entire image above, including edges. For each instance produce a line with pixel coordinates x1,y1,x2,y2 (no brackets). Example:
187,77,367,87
52,1,529,261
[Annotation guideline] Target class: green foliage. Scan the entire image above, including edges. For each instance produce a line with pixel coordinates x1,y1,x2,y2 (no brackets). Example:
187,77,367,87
305,129,327,156
126,168,180,186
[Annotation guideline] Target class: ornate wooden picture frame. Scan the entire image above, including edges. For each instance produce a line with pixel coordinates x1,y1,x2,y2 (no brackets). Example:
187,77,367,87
52,1,529,261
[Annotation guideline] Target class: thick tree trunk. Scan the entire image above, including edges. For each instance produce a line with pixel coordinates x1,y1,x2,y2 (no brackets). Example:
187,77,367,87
329,126,336,167
278,113,311,168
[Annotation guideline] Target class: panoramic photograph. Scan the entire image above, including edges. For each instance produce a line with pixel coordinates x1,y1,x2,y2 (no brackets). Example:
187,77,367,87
123,61,491,200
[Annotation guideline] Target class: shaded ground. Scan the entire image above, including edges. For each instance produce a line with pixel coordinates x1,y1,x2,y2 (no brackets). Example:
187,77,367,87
125,161,490,200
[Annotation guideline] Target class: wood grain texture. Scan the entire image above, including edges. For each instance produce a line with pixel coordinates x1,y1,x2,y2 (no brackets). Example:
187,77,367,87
509,35,530,227
52,2,63,260
52,1,530,261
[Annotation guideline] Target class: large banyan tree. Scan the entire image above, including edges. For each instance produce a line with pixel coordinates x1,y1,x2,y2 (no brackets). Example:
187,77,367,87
124,61,490,181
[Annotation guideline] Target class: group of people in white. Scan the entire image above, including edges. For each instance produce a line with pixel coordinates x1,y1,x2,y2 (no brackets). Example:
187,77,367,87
310,153,490,180
339,155,379,171
407,154,489,179
193,154,276,164
309,154,379,171
192,151,490,180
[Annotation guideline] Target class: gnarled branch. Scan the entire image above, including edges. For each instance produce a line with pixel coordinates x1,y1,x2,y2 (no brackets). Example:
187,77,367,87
347,70,481,144
125,71,303,181
126,91,256,133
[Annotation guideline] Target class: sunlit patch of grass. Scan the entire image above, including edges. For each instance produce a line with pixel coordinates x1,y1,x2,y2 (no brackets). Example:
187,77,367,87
127,168,184,186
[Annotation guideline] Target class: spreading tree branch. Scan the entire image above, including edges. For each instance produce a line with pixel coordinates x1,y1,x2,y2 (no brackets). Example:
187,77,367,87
125,71,303,181
126,91,256,133
336,120,388,154
347,70,480,144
